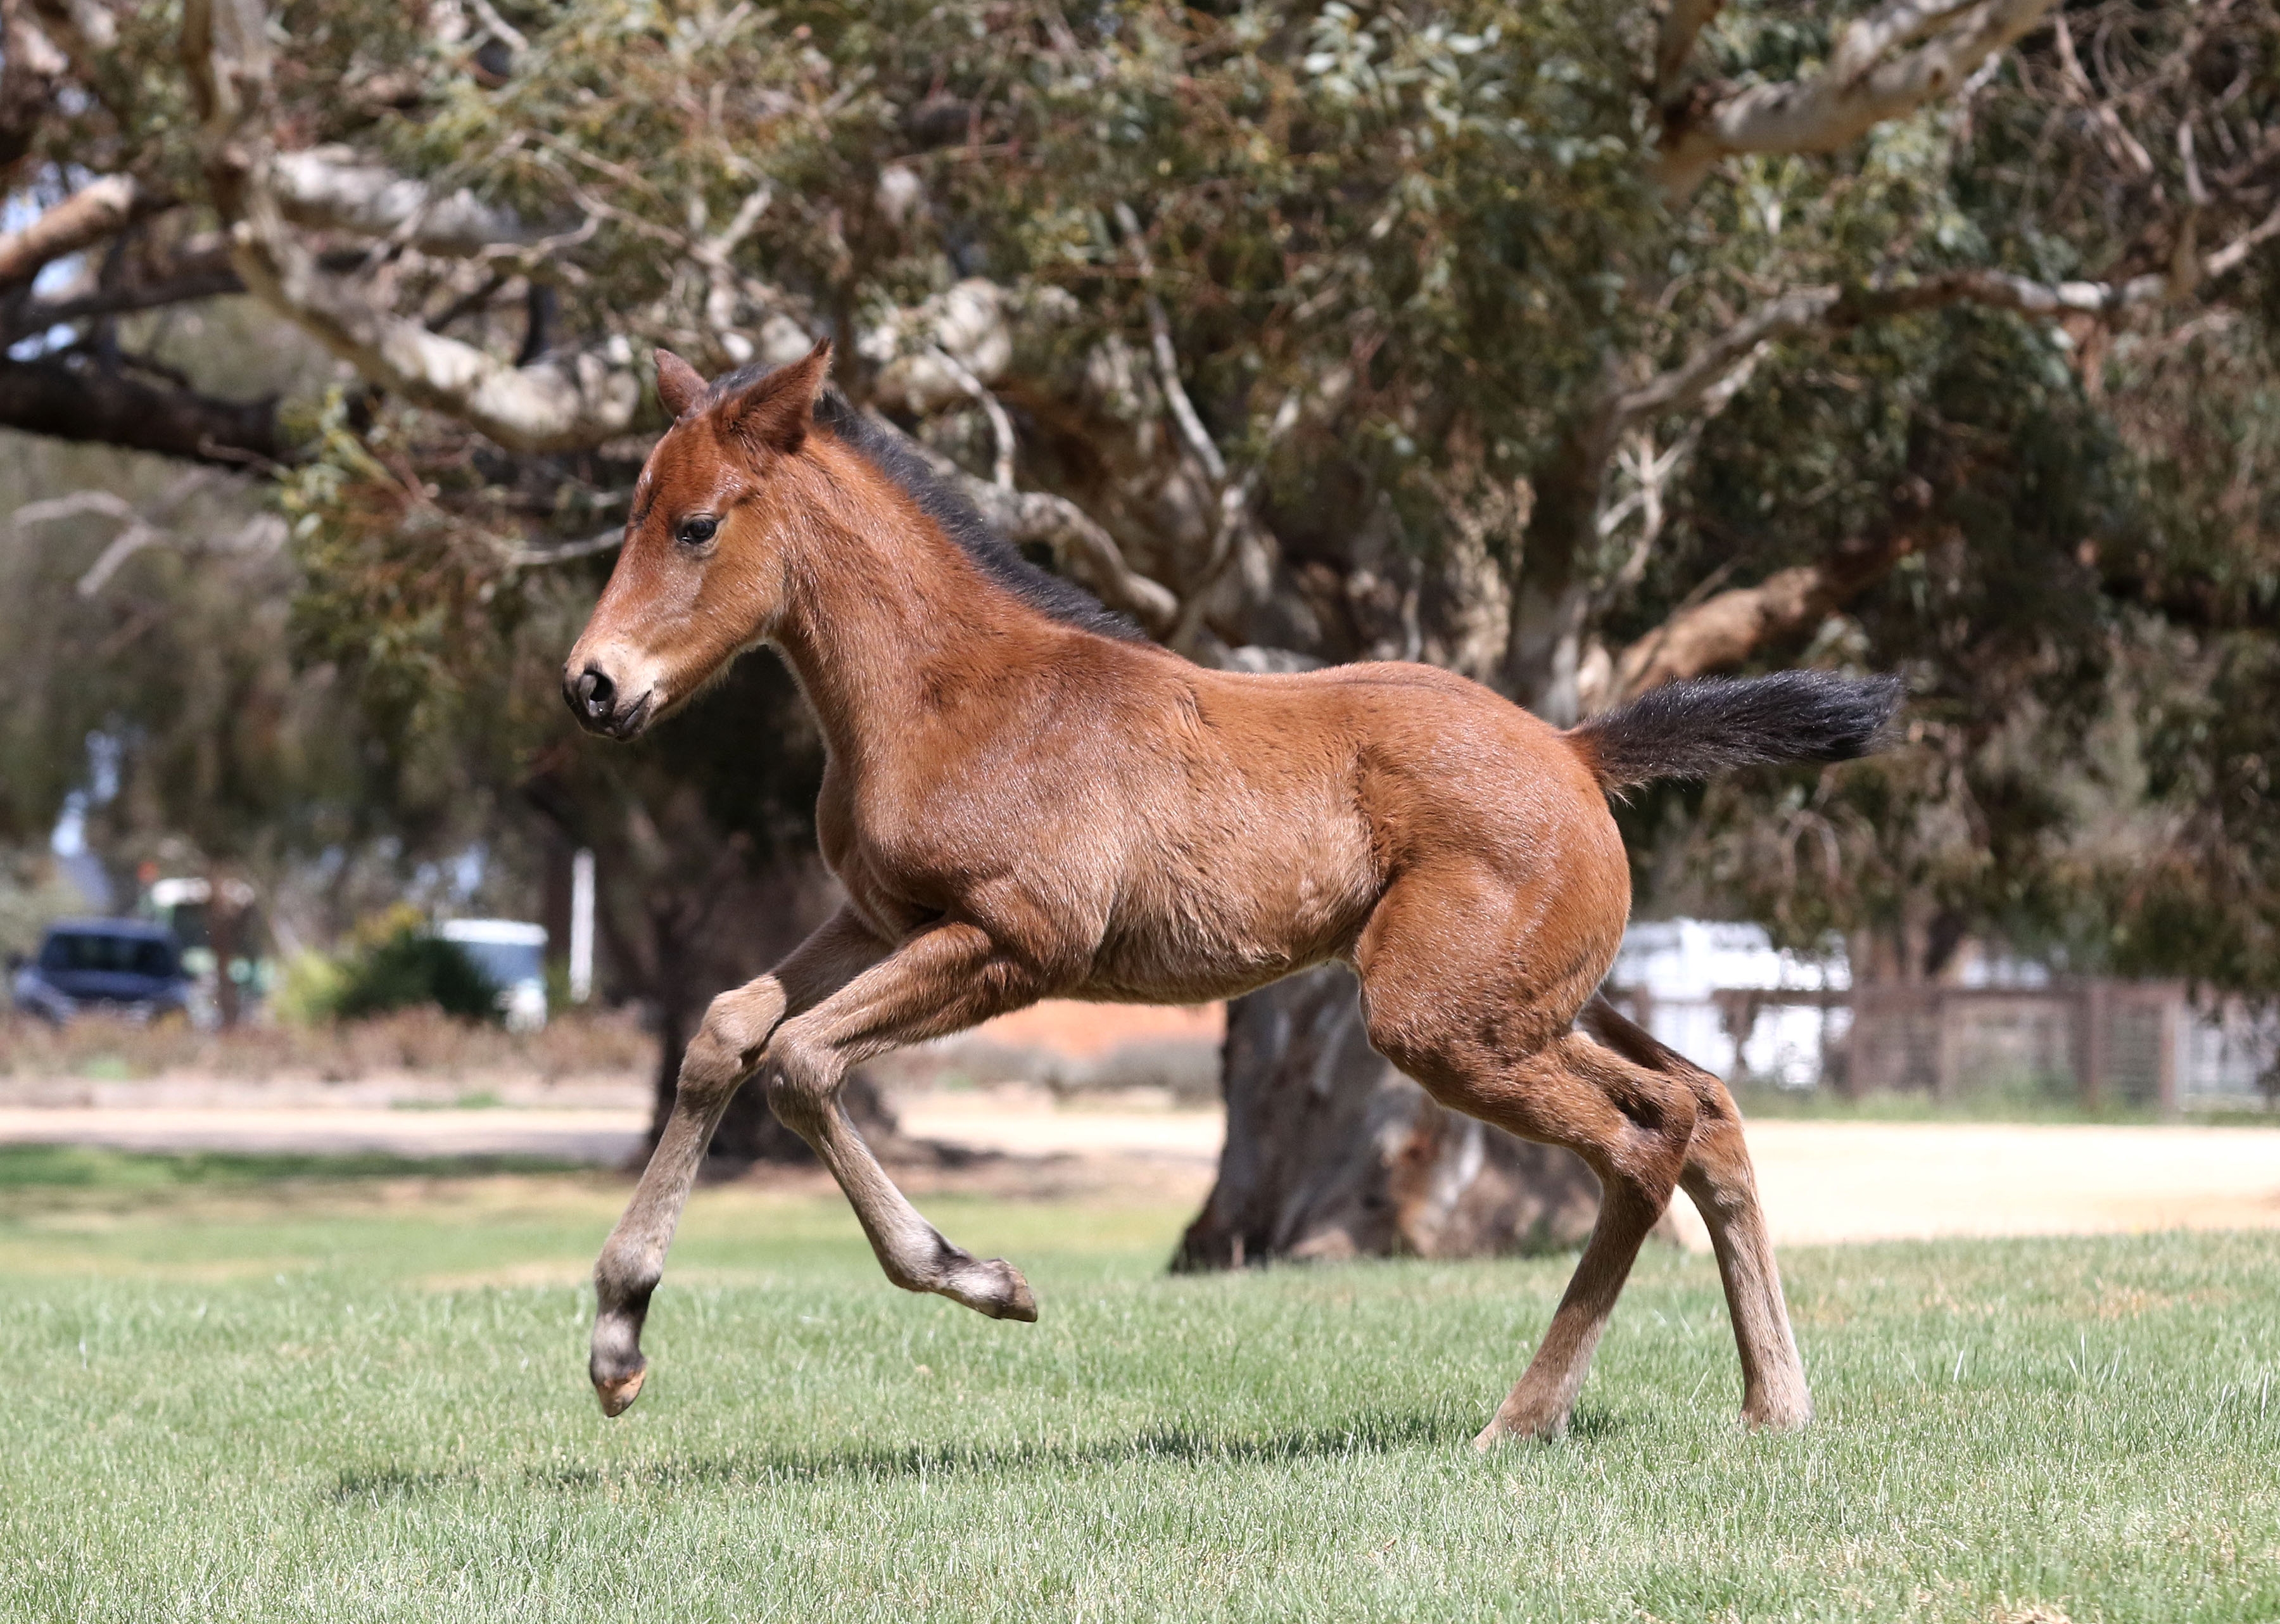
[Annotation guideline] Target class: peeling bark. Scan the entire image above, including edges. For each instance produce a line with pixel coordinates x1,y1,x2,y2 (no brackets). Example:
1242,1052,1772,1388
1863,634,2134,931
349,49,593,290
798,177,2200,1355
184,0,644,454
270,145,530,257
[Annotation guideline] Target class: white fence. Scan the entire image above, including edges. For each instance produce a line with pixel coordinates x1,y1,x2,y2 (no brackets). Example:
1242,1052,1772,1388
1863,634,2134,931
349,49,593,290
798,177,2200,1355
1604,921,2276,1108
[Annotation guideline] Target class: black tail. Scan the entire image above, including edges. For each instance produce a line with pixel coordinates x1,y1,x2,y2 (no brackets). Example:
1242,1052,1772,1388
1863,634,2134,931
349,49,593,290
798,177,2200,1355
1565,670,1903,789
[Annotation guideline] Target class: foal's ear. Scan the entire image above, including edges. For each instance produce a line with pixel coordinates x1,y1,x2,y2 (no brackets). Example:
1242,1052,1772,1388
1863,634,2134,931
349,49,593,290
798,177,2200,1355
655,349,707,420
722,338,832,456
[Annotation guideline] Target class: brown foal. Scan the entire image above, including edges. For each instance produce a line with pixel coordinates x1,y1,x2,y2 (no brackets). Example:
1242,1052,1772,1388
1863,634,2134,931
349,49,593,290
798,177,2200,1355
564,343,1901,1446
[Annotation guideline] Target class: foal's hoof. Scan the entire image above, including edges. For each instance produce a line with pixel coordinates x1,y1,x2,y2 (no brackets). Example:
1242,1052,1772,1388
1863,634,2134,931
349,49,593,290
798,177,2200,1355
1740,1396,1813,1433
593,1364,648,1418
1471,1408,1568,1451
946,1257,1038,1323
989,1264,1039,1323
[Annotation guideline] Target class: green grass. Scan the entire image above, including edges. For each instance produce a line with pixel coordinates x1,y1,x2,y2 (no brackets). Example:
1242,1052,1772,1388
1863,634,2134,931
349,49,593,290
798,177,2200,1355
3,1151,2277,1621
0,1142,585,1193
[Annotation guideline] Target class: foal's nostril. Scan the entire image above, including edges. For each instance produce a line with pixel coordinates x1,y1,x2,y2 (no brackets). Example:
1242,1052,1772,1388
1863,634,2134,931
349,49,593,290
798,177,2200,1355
573,666,616,722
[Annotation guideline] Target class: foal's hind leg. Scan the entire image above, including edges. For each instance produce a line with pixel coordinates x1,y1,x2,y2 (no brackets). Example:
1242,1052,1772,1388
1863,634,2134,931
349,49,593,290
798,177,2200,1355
1581,997,1811,1430
1457,1036,1700,1445
1355,877,1700,1446
592,905,887,1414
762,920,1046,1321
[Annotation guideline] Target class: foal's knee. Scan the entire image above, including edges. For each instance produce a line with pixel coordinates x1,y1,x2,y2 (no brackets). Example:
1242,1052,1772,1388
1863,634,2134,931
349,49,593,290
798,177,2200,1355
679,979,788,1104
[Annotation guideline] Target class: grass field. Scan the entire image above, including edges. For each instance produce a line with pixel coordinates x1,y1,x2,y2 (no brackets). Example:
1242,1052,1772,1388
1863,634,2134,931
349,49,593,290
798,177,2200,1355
4,1145,2277,1622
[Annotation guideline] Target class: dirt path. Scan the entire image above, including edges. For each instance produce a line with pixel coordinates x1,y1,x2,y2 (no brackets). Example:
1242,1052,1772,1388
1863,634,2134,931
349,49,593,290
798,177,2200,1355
3,1098,2275,1249
1692,1119,2280,1250
896,1107,2280,1248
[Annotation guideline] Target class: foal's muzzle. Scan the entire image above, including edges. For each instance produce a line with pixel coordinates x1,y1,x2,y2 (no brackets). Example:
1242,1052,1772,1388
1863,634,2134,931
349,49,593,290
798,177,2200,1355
564,661,654,740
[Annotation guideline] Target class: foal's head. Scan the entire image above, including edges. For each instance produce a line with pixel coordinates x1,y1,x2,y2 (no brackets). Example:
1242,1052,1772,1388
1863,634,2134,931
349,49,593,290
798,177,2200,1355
564,341,833,739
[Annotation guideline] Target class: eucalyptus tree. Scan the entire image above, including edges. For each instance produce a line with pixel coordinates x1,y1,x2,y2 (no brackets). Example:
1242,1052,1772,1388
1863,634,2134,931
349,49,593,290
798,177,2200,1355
6,0,2277,1199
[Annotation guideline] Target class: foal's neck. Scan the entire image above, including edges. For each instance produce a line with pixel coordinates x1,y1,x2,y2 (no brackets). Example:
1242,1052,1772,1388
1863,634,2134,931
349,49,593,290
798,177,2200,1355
768,440,1061,770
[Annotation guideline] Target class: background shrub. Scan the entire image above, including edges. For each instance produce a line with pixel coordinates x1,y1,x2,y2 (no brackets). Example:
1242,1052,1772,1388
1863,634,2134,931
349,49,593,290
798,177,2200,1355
322,906,498,1024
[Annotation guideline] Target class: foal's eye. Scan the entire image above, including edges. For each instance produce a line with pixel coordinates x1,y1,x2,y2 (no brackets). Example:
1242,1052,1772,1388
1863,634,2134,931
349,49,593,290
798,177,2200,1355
676,516,719,547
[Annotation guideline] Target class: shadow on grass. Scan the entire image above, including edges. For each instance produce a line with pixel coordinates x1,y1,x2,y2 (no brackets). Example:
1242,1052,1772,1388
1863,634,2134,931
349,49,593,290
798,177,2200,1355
1564,1405,1624,1441
327,1409,1521,1503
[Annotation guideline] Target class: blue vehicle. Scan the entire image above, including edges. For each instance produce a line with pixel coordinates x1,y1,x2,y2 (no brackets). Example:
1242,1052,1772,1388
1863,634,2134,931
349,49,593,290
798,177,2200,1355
10,918,197,1025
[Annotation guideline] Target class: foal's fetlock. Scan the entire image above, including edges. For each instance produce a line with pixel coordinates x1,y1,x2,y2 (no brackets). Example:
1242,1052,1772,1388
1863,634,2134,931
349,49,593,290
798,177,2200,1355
590,1275,656,1417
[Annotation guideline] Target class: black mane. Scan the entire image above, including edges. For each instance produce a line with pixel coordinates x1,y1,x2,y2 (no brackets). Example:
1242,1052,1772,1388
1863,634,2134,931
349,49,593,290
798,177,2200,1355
816,393,1144,642
703,371,1144,642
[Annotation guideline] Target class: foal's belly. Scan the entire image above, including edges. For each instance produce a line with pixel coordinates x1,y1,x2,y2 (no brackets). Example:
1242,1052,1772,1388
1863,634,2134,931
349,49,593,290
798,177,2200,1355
1073,799,1382,1004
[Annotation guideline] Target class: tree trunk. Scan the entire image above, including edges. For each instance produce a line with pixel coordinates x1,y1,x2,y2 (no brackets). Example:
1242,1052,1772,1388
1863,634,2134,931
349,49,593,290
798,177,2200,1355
1174,965,1606,1269
205,865,244,1029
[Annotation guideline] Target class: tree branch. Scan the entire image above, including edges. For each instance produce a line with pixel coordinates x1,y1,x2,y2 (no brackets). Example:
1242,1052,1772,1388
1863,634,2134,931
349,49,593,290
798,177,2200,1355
13,468,280,597
24,0,116,84
269,146,532,258
1825,0,1986,85
0,0,68,184
861,404,1179,635
1115,201,1229,488
1658,0,2056,199
4,240,243,340
1610,286,1841,428
1112,202,1301,654
1584,501,1932,712
0,174,168,287
183,0,642,455
1656,0,1724,106
970,481,1182,637
1611,203,2280,437
0,356,279,465
495,527,625,569
929,344,1016,490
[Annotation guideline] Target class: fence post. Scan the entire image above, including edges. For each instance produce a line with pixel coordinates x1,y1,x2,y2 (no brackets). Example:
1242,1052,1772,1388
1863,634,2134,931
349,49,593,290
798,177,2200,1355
1845,982,1874,1098
2155,984,2182,1117
2079,980,2110,1111
1930,986,1960,1101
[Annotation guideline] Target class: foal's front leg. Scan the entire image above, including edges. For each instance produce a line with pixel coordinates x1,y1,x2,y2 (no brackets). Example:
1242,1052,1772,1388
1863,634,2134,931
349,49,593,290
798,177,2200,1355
763,920,1045,1320
589,907,887,1416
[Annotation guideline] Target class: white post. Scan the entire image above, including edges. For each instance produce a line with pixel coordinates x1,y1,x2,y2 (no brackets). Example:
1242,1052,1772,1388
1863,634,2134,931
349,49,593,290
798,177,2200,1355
569,848,595,1003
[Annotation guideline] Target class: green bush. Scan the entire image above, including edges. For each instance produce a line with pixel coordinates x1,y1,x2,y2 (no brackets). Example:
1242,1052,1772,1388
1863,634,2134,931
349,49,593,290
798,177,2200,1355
315,907,499,1024
269,949,346,1027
